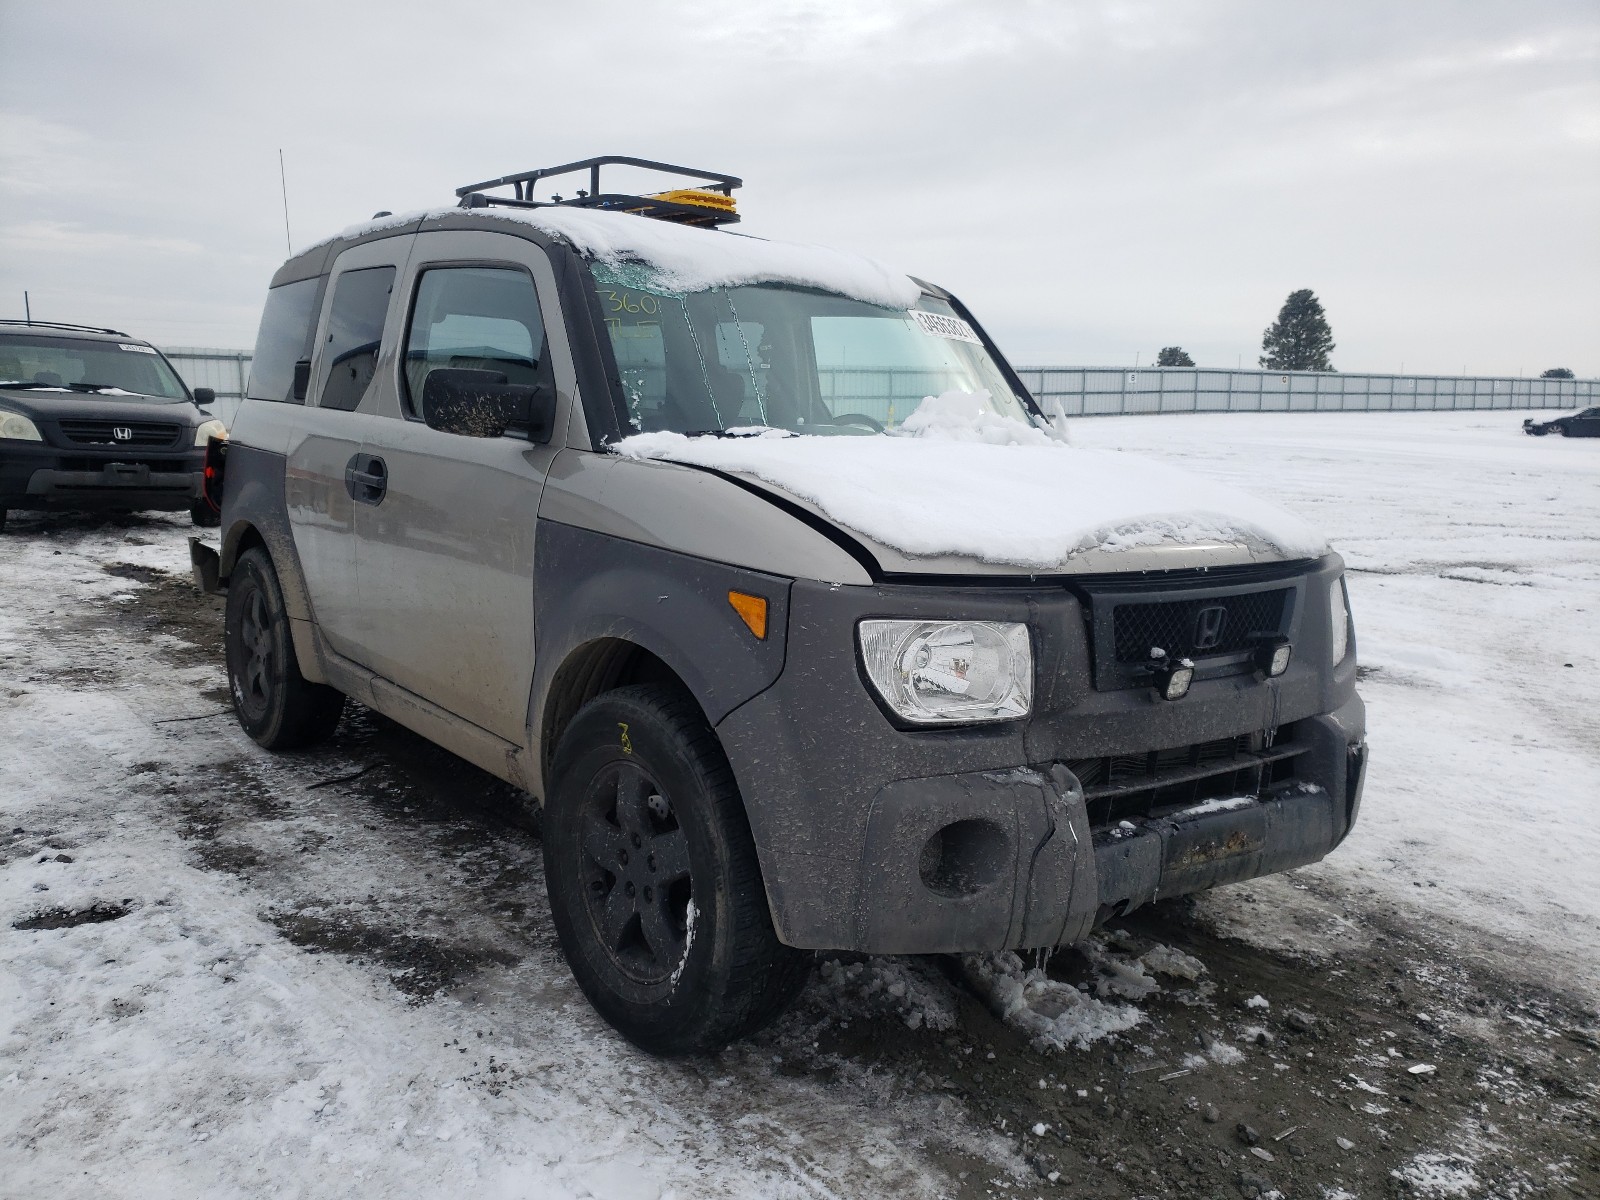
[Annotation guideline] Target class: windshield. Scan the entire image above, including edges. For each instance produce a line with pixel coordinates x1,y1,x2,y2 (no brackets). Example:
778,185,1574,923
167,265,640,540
589,265,1037,436
0,333,188,400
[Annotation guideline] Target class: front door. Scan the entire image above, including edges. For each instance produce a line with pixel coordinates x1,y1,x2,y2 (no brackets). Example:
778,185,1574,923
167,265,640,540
284,236,413,658
352,231,577,743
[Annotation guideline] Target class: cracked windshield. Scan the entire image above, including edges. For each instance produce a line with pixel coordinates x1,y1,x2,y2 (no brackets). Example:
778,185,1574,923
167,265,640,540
590,264,1035,435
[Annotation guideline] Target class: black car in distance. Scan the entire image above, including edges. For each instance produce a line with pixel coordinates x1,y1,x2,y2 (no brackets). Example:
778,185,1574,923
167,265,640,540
1523,406,1600,437
0,320,225,530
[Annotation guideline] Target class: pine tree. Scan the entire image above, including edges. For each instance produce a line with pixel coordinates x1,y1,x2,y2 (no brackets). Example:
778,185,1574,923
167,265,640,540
1156,346,1195,367
1259,289,1336,371
1540,367,1574,379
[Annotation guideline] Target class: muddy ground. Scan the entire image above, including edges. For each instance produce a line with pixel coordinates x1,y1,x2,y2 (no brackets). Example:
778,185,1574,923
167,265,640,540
6,511,1598,1199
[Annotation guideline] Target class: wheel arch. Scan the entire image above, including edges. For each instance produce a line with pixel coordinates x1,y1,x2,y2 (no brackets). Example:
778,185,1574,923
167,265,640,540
538,637,694,791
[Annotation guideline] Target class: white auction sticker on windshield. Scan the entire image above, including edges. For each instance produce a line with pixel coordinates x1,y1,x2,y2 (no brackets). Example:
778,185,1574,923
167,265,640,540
909,309,982,344
118,343,157,354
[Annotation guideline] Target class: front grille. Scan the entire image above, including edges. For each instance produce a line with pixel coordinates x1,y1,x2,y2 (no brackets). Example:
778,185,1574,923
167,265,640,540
57,419,183,448
1113,588,1291,662
1078,566,1306,690
1070,726,1306,827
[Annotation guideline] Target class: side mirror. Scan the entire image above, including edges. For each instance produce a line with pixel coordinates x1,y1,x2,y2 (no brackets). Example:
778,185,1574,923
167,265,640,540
291,359,311,402
421,368,557,443
193,386,216,408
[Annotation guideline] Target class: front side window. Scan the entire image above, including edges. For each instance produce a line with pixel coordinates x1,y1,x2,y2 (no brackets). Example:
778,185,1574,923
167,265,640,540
247,276,323,403
590,263,1035,437
403,267,548,417
0,333,188,401
316,266,396,412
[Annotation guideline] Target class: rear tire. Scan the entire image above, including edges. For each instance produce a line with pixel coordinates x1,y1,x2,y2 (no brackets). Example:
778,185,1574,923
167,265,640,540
224,547,345,749
190,500,220,528
544,684,811,1055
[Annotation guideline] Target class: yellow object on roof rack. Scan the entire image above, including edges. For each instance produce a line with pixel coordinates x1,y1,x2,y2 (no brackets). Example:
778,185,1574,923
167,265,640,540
648,189,737,213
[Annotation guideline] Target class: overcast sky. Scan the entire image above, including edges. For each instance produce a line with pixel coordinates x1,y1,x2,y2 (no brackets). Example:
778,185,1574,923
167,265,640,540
2,0,1596,376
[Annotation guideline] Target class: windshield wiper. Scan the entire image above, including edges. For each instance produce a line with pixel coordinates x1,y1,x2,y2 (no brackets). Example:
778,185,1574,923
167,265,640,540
681,425,794,439
0,380,50,389
65,382,122,393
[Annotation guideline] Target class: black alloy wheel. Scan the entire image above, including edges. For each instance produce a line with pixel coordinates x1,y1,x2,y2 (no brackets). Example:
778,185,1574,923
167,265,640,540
544,684,811,1055
224,547,345,749
579,761,694,984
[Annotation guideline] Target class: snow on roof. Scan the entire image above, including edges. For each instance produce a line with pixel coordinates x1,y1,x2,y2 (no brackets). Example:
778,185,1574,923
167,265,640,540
613,392,1330,570
311,205,921,309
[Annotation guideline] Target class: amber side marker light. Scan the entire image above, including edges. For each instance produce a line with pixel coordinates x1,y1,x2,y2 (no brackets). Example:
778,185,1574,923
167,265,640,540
727,591,768,639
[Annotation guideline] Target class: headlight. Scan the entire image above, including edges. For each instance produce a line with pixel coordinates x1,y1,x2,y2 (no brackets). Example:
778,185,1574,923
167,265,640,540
0,411,43,441
194,418,228,446
0,412,43,444
859,619,1032,725
1330,576,1351,664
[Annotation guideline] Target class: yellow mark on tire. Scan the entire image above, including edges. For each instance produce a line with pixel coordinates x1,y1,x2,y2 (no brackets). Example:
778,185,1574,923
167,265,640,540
618,722,633,754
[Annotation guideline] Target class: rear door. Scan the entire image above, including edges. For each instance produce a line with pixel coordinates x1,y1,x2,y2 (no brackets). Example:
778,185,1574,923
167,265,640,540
284,236,413,658
351,230,578,742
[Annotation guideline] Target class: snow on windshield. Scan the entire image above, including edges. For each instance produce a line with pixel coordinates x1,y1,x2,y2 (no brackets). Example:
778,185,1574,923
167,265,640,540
319,206,920,310
613,391,1329,568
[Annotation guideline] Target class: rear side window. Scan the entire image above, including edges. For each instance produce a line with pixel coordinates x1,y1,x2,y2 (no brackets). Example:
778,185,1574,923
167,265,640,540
403,267,548,417
316,266,396,412
246,277,323,403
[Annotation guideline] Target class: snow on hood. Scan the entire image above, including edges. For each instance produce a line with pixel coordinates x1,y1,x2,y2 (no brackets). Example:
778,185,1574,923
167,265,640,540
314,206,920,310
613,392,1330,570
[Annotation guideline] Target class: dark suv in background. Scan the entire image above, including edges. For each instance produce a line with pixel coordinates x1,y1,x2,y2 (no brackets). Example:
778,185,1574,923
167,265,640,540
0,320,225,529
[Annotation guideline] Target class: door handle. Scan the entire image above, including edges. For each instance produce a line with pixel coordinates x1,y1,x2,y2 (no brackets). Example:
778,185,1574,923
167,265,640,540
344,453,388,504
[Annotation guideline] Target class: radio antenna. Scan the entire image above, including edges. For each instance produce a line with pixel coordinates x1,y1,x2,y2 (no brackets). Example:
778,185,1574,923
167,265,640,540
278,149,293,254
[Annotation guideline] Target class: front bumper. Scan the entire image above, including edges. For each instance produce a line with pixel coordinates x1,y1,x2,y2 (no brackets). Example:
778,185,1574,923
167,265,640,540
717,561,1366,954
1,442,203,512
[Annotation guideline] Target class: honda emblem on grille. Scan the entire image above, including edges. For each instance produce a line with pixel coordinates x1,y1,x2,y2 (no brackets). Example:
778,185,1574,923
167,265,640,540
1192,605,1227,651
112,426,133,441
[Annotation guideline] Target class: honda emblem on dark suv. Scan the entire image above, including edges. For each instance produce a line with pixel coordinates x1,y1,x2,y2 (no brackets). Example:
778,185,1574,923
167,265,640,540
113,426,133,441
1192,604,1227,651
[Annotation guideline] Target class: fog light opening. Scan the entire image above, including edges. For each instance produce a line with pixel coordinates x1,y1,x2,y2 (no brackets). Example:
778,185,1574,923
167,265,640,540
918,819,1009,898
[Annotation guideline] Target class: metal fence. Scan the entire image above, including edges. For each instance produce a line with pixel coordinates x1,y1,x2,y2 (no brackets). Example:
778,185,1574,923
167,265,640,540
161,347,251,399
159,347,1596,424
1014,366,1598,417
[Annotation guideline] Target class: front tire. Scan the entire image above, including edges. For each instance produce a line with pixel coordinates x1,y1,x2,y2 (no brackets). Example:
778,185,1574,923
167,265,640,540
544,684,811,1055
224,547,345,749
190,500,220,528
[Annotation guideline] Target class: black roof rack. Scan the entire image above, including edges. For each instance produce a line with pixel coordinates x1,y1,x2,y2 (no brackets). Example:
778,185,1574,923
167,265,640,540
0,318,130,337
456,155,742,227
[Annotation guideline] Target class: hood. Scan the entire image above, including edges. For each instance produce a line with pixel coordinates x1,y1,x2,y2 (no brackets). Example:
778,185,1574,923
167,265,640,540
611,392,1330,576
0,385,200,424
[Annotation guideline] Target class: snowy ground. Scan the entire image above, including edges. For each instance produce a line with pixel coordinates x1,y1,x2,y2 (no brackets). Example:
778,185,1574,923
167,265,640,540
2,410,1596,1199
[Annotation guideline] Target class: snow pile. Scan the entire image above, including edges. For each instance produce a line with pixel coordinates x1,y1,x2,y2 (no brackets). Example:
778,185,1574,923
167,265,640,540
318,205,920,310
1138,944,1207,981
958,953,1143,1051
815,957,959,1032
614,391,1329,569
895,389,1063,447
1082,941,1161,1001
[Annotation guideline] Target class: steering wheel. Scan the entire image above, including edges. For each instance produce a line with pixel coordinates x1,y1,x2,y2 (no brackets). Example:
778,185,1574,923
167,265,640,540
830,412,884,433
